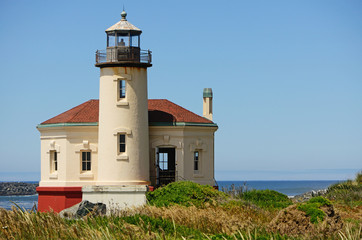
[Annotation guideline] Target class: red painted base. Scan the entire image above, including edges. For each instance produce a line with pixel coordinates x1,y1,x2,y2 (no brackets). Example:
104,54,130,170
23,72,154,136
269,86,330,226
36,186,82,213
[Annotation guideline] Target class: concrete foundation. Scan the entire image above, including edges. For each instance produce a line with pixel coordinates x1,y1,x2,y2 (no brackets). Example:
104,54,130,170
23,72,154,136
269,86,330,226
82,185,147,213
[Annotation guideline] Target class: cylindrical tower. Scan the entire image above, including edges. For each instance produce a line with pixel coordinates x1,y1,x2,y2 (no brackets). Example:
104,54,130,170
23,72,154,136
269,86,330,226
95,10,152,185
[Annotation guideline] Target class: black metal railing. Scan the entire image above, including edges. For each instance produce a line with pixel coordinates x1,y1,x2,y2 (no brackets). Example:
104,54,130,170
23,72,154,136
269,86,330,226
96,47,152,64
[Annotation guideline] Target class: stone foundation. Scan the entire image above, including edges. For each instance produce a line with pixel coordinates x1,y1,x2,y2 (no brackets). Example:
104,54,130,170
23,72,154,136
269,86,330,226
82,185,148,214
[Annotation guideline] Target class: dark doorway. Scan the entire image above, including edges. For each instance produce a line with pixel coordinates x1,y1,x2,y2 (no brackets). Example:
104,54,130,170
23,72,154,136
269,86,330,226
156,148,176,186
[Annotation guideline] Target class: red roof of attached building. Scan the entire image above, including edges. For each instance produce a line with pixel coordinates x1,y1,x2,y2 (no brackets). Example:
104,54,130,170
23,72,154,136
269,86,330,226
41,99,213,125
148,99,213,124
41,99,99,124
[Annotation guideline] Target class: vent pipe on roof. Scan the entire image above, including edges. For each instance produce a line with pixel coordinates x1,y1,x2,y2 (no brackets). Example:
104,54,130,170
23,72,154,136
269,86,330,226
203,88,213,121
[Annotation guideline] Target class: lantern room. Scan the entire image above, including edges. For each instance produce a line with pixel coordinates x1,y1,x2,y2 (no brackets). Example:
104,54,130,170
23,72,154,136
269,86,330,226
106,11,141,48
95,10,152,65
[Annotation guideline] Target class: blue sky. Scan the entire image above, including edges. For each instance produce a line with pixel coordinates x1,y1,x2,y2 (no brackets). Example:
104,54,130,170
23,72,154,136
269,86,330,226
0,1,361,181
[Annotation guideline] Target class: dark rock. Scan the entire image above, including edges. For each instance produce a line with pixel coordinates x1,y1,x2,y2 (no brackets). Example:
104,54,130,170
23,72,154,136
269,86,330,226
75,200,106,218
59,202,82,219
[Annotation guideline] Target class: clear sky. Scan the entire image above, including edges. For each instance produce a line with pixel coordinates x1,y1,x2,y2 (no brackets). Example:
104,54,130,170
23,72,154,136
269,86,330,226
0,0,361,181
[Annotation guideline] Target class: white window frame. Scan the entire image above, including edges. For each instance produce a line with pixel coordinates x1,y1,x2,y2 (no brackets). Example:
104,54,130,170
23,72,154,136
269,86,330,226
50,150,58,173
75,140,97,179
119,79,126,99
81,151,92,172
113,128,132,161
119,133,126,153
193,151,200,173
114,75,131,106
47,140,60,179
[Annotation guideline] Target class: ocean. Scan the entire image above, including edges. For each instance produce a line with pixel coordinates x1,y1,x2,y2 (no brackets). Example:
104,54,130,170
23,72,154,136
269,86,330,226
217,180,340,197
0,180,340,210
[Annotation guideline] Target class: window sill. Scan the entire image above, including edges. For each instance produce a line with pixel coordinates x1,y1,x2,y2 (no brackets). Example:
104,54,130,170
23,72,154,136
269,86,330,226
116,155,129,161
116,101,129,106
49,173,58,179
193,173,204,178
79,172,94,179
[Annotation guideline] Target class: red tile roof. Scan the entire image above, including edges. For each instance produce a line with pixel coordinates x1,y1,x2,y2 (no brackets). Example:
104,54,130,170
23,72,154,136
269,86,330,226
41,99,213,125
42,99,99,124
148,99,213,124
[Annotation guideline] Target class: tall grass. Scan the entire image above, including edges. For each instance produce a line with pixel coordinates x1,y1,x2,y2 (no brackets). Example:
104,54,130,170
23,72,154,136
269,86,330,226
326,171,362,206
338,223,362,240
2,205,359,239
1,178,361,239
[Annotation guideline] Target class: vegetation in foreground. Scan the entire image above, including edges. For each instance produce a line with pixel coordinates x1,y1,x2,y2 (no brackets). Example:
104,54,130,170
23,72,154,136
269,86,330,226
326,171,362,207
0,174,361,239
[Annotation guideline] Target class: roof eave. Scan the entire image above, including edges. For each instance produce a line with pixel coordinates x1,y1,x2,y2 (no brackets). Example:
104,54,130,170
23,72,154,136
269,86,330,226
149,122,218,127
37,122,99,129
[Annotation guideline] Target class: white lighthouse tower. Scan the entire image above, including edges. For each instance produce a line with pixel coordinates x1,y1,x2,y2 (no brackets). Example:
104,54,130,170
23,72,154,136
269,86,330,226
82,10,152,207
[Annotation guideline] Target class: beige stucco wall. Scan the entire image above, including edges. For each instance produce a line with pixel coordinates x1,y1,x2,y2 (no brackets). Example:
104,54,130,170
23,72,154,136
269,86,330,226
39,124,216,187
38,126,98,187
97,67,150,185
149,125,217,186
203,97,213,121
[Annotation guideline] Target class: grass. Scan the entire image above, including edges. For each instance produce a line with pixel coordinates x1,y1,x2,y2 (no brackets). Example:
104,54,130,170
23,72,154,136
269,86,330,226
1,204,360,239
236,189,293,210
326,181,362,206
297,196,332,224
326,171,362,206
1,179,361,239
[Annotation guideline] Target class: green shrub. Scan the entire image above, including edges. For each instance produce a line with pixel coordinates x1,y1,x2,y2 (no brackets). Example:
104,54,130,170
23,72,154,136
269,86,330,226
146,181,228,207
326,174,362,206
355,171,362,184
297,196,331,224
237,189,292,209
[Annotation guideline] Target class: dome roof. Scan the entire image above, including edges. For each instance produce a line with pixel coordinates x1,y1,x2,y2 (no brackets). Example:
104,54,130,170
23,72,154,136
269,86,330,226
105,10,142,34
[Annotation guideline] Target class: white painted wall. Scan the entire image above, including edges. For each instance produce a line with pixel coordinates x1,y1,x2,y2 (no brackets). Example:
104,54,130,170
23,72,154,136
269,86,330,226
149,125,217,186
97,67,150,185
39,123,217,187
82,185,147,213
38,126,98,187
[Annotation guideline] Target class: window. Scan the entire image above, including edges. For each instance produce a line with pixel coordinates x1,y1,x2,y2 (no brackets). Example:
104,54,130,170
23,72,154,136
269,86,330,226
119,134,126,153
82,151,91,171
119,80,126,99
159,152,168,170
194,151,199,171
50,151,57,172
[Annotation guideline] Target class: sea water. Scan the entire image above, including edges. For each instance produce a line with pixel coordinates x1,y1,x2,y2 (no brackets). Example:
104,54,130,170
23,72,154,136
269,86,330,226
0,180,340,210
0,195,38,210
218,180,340,197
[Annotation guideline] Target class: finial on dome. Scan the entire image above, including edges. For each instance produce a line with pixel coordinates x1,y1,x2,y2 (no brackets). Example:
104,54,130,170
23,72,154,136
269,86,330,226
121,7,127,20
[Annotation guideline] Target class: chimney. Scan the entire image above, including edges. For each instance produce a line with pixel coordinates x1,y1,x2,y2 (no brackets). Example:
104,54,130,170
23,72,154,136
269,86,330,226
203,88,213,121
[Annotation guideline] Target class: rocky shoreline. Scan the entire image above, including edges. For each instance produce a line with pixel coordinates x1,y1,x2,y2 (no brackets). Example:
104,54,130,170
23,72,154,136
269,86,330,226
0,181,328,200
291,189,327,202
0,182,38,196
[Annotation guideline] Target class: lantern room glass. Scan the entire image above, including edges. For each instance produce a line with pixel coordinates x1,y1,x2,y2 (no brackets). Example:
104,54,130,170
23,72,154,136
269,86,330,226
107,33,140,48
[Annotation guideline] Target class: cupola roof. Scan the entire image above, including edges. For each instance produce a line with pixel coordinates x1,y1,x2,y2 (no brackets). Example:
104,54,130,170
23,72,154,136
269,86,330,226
105,10,142,33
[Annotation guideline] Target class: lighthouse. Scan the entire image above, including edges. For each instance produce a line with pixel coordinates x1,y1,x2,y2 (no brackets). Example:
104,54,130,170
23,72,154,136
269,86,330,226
36,10,218,213
96,10,151,185
81,10,152,206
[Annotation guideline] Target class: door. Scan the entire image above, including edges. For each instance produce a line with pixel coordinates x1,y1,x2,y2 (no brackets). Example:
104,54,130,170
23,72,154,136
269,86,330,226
156,148,176,186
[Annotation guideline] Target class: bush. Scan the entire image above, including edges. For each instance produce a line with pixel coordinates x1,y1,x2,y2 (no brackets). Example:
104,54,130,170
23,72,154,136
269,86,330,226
237,189,292,209
326,172,362,206
355,171,362,185
146,181,228,207
297,196,332,224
